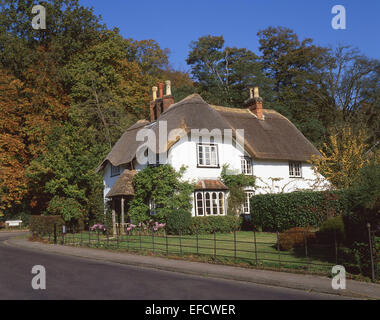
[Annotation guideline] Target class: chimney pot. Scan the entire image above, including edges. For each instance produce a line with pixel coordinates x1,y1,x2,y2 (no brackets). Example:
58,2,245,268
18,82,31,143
245,87,264,120
152,86,158,101
165,80,172,96
158,83,164,98
254,87,260,99
249,88,254,99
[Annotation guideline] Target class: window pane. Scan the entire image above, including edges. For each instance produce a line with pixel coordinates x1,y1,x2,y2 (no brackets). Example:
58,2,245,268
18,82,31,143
198,145,203,165
205,193,211,215
196,193,204,216
219,193,225,215
212,192,218,215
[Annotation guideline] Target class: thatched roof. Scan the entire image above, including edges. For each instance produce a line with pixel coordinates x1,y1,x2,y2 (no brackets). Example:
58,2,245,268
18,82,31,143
211,105,320,162
97,94,320,173
195,179,228,190
106,170,136,198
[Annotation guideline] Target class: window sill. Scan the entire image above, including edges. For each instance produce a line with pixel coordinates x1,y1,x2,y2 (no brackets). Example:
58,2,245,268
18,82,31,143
197,165,220,169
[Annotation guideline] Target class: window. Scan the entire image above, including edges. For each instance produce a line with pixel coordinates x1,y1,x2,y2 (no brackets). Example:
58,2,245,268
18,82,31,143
289,161,302,178
197,143,219,167
111,165,120,177
242,191,255,214
195,191,226,216
149,199,157,216
241,157,253,175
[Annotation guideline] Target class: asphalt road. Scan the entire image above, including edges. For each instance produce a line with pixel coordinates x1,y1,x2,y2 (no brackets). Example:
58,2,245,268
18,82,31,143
0,232,345,300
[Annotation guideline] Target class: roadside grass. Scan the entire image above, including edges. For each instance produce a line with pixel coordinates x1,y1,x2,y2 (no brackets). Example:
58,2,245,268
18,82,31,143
46,231,336,275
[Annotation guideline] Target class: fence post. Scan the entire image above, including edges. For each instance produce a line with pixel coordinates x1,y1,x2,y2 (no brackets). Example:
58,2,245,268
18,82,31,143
152,227,155,254
233,230,237,263
276,231,281,268
165,229,169,256
62,225,66,245
54,223,57,245
334,230,338,265
367,223,376,282
139,227,142,251
253,229,258,266
196,230,199,256
214,232,216,259
80,230,83,246
179,232,183,255
116,231,119,249
106,230,109,249
126,230,129,251
97,230,100,247
88,229,91,246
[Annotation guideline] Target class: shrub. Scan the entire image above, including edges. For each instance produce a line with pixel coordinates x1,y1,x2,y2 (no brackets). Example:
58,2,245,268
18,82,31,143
250,190,349,232
166,210,192,235
29,215,65,236
316,215,345,244
189,216,241,234
278,227,316,251
343,163,380,244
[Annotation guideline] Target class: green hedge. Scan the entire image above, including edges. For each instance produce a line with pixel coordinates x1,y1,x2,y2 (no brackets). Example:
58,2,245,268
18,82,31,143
250,190,349,232
29,215,65,235
189,216,241,234
166,210,192,235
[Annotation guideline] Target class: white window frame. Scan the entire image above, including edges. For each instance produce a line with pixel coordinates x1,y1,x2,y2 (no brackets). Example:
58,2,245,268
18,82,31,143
149,199,157,216
195,191,226,216
197,143,219,168
289,161,302,178
242,191,255,214
111,165,120,177
241,157,253,175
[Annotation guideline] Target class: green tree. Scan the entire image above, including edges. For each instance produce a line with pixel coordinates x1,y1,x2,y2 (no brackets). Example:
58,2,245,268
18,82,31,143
129,165,194,223
187,35,270,107
26,122,105,224
220,165,255,216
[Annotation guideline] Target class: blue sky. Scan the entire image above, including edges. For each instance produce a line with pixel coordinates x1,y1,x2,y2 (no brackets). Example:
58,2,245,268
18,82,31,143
80,0,380,71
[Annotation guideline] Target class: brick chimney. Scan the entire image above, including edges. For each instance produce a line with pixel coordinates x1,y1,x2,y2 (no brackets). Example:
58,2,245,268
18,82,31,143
149,81,174,122
245,87,263,120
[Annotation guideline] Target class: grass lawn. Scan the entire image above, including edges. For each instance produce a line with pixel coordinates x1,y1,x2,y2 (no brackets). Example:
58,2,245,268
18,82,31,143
51,231,337,274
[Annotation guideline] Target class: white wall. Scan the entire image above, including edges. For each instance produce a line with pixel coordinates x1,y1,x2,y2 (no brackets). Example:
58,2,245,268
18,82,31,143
103,134,329,215
103,163,126,202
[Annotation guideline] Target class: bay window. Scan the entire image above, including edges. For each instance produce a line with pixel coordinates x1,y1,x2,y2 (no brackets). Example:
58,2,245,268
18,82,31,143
195,191,226,216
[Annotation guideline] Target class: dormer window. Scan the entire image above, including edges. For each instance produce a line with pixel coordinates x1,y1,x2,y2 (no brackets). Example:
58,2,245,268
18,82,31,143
197,143,219,168
111,165,120,177
289,161,302,178
241,157,253,175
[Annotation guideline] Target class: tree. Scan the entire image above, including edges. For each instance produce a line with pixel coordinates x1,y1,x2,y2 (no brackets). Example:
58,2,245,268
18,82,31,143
129,165,194,223
187,35,270,107
0,69,29,216
26,122,105,223
310,127,379,189
220,165,255,216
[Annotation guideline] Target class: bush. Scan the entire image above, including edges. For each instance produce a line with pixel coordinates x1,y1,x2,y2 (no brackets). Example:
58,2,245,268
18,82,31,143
166,210,192,235
189,216,241,234
278,227,316,251
343,163,380,244
317,215,345,244
29,215,65,236
250,190,349,232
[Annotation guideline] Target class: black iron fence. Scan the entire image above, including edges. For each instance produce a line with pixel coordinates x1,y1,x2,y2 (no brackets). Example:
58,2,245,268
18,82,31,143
32,224,379,280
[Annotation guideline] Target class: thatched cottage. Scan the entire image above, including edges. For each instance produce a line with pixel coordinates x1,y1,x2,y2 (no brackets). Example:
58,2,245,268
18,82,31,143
96,81,327,231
